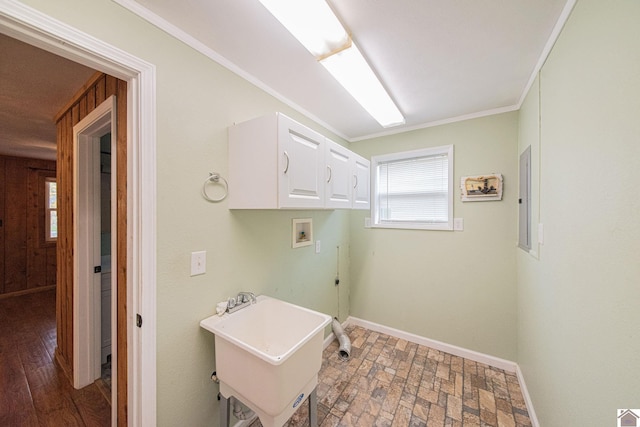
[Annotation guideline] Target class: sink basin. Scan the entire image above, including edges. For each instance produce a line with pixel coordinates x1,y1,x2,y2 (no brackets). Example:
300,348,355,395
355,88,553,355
200,295,331,426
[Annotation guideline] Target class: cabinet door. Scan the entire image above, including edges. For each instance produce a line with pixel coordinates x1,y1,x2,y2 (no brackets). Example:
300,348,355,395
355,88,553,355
325,140,352,209
352,154,370,210
277,115,325,208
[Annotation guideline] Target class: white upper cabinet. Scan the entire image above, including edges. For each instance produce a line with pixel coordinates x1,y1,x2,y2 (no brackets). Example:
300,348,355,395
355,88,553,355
228,112,369,210
351,154,370,210
325,139,352,209
228,113,324,209
325,139,371,210
277,115,325,208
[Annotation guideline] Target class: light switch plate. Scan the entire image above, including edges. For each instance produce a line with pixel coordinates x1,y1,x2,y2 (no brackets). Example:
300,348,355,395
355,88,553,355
315,240,321,254
191,251,206,276
454,218,464,231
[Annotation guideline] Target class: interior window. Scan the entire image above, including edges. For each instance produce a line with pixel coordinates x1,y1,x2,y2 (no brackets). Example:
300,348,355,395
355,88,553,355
371,145,453,230
45,178,57,241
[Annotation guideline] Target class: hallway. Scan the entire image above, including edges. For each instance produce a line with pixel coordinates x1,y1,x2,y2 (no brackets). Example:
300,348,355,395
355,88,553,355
0,289,110,426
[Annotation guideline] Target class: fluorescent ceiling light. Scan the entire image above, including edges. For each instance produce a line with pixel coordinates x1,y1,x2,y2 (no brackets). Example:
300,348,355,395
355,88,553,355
258,0,349,58
320,44,405,127
259,0,405,128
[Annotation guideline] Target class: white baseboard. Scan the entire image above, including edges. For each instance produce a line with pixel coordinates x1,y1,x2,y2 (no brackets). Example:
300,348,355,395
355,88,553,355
516,365,540,427
345,316,517,372
323,331,338,349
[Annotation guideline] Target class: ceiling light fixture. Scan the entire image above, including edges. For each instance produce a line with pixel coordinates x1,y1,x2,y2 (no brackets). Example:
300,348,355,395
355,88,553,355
258,0,405,128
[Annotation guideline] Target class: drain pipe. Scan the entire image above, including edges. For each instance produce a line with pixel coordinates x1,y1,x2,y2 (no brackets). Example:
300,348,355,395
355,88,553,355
331,317,351,360
231,397,255,420
332,246,351,360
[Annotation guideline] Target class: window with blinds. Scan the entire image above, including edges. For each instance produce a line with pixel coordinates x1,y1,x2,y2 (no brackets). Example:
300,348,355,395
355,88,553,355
372,145,453,230
45,178,58,241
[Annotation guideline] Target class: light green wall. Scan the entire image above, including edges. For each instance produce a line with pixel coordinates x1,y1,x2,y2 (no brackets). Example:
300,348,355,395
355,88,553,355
517,1,640,425
16,1,350,426
349,112,519,361
17,1,640,426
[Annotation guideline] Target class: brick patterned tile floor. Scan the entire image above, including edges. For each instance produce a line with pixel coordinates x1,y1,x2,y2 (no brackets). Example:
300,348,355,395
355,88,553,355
248,325,531,427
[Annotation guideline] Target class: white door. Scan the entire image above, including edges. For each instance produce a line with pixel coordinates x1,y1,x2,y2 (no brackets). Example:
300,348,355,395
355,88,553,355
325,140,352,209
73,97,117,397
277,114,325,208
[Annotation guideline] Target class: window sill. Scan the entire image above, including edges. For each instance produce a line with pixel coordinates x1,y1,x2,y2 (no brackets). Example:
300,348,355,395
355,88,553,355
371,221,453,231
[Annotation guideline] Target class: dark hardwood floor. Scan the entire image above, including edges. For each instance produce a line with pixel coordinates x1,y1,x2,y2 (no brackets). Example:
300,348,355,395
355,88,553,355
0,289,111,426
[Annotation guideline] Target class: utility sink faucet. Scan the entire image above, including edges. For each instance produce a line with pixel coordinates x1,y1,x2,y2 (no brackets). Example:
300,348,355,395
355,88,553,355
227,291,256,314
236,291,256,304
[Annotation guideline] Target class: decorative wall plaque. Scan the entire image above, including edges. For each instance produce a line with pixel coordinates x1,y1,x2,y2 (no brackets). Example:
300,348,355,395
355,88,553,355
460,174,503,202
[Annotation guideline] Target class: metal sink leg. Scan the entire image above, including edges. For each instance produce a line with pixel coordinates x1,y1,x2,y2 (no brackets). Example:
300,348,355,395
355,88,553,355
220,394,230,427
308,387,318,427
219,386,318,427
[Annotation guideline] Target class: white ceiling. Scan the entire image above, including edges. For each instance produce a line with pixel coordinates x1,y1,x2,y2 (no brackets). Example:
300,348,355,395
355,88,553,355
0,1,570,161
0,33,95,160
125,0,569,140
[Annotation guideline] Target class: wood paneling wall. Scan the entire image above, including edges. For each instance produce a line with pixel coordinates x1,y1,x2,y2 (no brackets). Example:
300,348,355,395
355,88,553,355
0,155,56,297
55,72,128,426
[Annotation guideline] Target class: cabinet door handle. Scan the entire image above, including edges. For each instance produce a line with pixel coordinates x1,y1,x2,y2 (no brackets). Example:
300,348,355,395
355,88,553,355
326,165,332,183
353,175,358,188
283,151,290,174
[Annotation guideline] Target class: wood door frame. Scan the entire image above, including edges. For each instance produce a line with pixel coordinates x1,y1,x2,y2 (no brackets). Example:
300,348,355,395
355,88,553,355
0,3,158,425
73,96,117,397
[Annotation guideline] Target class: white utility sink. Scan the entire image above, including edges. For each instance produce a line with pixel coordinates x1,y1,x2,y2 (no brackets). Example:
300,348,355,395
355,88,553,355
200,295,331,427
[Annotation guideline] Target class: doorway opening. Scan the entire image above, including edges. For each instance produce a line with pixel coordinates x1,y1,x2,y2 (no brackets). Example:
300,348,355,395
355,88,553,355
1,2,157,424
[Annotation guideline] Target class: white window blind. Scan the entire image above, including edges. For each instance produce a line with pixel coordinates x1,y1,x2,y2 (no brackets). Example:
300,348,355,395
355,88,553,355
372,145,453,230
45,178,57,241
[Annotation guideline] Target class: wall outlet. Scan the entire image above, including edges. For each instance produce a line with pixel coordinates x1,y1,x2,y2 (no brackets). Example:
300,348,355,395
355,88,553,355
191,251,206,276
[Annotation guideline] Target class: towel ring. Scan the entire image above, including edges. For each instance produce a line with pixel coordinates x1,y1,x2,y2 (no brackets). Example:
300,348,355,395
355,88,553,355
201,172,228,203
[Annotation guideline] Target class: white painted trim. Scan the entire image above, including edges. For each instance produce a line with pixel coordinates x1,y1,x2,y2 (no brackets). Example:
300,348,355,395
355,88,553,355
73,96,116,391
349,104,520,143
370,144,454,231
516,365,540,427
125,30,158,427
0,2,157,426
345,316,518,373
323,332,337,350
110,0,553,144
516,0,577,108
112,0,346,142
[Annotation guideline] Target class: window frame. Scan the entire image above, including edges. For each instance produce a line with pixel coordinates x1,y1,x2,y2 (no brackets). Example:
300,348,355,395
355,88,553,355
371,144,454,231
45,177,57,242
